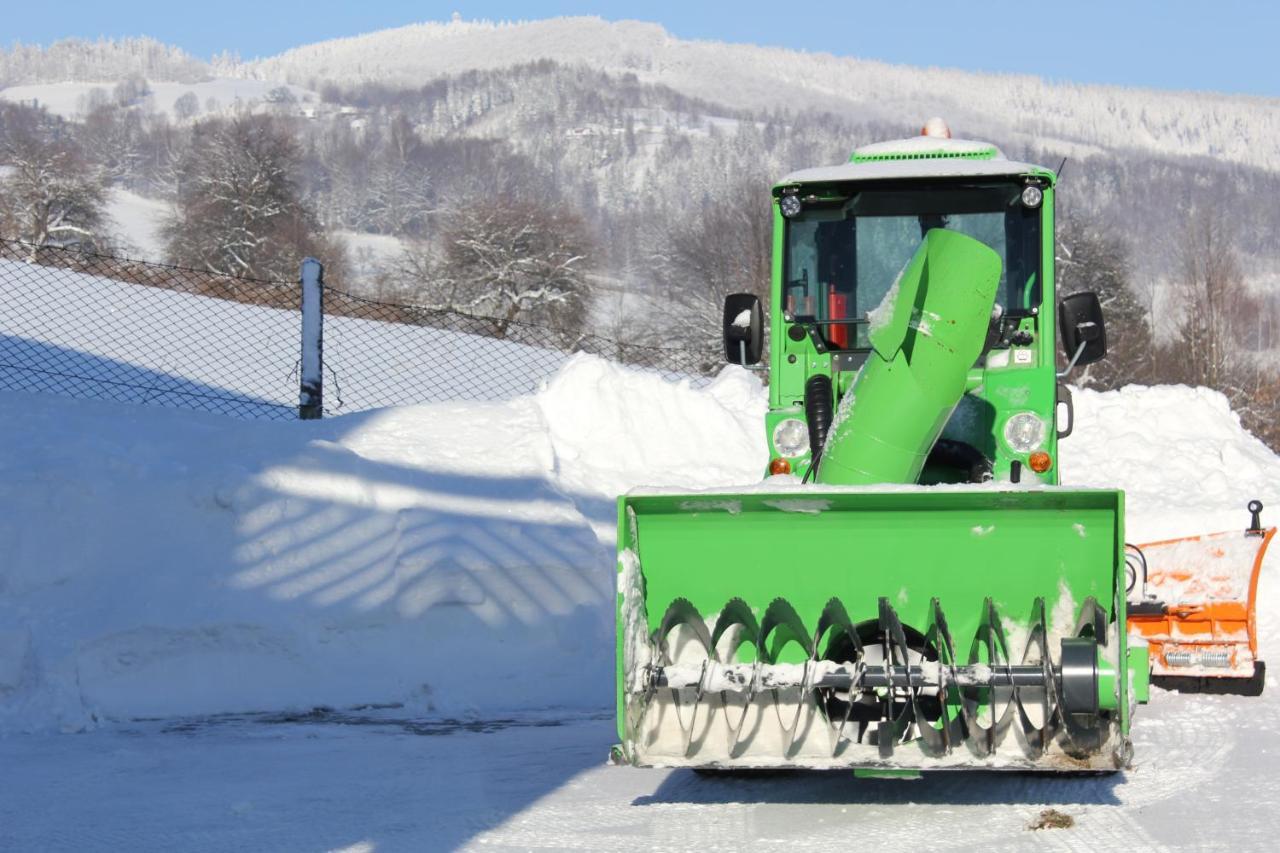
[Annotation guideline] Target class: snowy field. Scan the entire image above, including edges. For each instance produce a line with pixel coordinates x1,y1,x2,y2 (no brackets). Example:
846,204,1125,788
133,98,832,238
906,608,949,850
1,349,1279,848
4,695,1278,851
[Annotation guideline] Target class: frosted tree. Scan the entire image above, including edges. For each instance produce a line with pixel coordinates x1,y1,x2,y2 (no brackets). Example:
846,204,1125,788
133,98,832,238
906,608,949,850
80,103,146,183
414,197,594,339
173,92,201,121
1056,216,1152,388
361,116,435,235
162,114,338,280
0,104,108,255
646,175,772,357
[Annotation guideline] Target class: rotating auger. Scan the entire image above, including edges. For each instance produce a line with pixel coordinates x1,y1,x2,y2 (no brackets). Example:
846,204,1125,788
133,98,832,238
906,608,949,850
632,595,1118,767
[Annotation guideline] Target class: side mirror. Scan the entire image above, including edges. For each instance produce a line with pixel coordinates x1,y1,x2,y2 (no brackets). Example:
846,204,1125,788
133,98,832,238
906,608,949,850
1058,291,1107,370
723,293,764,365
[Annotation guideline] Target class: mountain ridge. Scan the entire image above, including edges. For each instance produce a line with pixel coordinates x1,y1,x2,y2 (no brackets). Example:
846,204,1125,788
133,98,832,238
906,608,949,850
4,17,1279,174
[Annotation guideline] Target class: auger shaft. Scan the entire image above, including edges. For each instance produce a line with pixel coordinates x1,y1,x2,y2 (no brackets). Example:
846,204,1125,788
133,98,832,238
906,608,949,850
653,661,1055,692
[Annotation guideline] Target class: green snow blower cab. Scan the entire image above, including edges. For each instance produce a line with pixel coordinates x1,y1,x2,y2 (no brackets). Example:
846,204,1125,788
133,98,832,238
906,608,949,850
615,123,1150,773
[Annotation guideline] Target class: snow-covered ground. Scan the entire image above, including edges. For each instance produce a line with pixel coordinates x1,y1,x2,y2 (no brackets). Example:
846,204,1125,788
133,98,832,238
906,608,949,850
238,17,1280,174
105,187,168,259
0,356,765,732
0,349,1278,848
4,694,1278,851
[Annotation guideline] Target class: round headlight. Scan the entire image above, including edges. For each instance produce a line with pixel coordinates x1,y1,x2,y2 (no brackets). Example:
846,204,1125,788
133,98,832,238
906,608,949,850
1021,185,1043,209
779,194,803,218
1003,412,1047,453
772,418,810,458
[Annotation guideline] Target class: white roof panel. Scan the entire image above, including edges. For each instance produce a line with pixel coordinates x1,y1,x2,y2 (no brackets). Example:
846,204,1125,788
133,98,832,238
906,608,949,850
778,136,1048,185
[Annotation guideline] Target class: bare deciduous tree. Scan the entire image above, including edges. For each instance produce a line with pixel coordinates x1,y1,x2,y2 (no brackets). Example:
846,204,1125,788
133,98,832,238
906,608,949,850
0,104,108,255
1057,216,1154,388
162,114,338,280
173,91,201,121
112,73,150,108
1170,210,1256,390
1158,209,1280,449
399,197,594,339
647,176,772,358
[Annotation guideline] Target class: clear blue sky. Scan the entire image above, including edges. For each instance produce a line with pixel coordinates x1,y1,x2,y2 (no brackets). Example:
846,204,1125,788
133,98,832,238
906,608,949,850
8,1,1279,97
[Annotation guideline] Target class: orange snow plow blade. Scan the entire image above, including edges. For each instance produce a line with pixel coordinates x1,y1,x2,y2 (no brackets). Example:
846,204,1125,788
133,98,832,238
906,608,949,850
1127,501,1274,695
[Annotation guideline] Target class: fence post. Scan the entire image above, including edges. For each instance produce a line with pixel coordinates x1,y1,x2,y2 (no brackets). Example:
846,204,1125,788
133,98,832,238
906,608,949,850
299,258,324,419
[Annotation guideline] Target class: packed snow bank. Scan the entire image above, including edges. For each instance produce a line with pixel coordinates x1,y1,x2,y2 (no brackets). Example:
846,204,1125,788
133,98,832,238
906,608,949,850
1062,384,1280,542
0,392,609,731
537,353,767,498
0,355,763,732
1,356,1278,733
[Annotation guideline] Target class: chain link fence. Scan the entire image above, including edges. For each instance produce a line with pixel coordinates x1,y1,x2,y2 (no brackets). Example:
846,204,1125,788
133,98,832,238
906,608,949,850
320,286,720,415
0,239,719,421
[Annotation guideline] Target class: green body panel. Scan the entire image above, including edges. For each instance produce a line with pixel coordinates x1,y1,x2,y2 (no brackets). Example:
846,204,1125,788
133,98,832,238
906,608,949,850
818,230,1002,485
767,185,1062,486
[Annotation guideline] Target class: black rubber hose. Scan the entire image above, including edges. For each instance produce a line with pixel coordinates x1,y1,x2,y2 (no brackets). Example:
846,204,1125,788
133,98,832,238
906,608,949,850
804,374,834,481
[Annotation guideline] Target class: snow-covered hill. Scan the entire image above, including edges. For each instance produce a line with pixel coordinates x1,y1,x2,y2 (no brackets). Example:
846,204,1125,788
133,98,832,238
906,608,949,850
235,17,1280,173
5,18,1279,172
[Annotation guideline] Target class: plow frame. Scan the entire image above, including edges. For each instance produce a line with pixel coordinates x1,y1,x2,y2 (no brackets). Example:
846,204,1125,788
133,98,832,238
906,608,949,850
1128,525,1276,685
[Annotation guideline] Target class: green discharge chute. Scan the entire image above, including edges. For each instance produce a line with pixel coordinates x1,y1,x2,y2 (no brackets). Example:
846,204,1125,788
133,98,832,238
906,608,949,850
818,229,1001,486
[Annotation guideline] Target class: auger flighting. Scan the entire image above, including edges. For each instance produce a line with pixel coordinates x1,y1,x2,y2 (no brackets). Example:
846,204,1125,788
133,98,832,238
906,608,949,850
642,596,1117,764
614,123,1156,774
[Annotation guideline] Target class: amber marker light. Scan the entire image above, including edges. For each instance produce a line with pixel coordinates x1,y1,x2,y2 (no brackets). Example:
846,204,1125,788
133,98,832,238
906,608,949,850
1028,451,1052,473
769,458,792,475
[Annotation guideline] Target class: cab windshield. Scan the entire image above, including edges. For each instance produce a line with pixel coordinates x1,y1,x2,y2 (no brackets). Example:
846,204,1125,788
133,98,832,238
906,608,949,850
783,181,1041,350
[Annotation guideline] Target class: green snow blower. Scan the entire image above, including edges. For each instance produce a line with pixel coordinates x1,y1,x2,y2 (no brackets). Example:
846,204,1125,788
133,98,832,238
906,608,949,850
615,123,1149,773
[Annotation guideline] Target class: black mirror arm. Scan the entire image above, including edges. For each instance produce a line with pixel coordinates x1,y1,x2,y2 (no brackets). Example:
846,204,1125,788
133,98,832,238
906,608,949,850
1057,340,1088,379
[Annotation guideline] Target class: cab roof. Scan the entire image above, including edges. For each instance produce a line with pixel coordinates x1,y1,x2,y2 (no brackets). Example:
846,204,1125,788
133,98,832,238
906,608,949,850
777,136,1055,188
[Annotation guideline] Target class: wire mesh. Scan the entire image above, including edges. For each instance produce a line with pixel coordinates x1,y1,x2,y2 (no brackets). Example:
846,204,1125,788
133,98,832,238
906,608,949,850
0,239,300,420
321,287,720,415
0,239,722,421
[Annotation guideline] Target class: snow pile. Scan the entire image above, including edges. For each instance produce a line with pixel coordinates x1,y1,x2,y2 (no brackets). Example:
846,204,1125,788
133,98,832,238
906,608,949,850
538,354,766,498
1,354,1278,733
0,355,763,732
0,391,613,731
1062,384,1280,542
